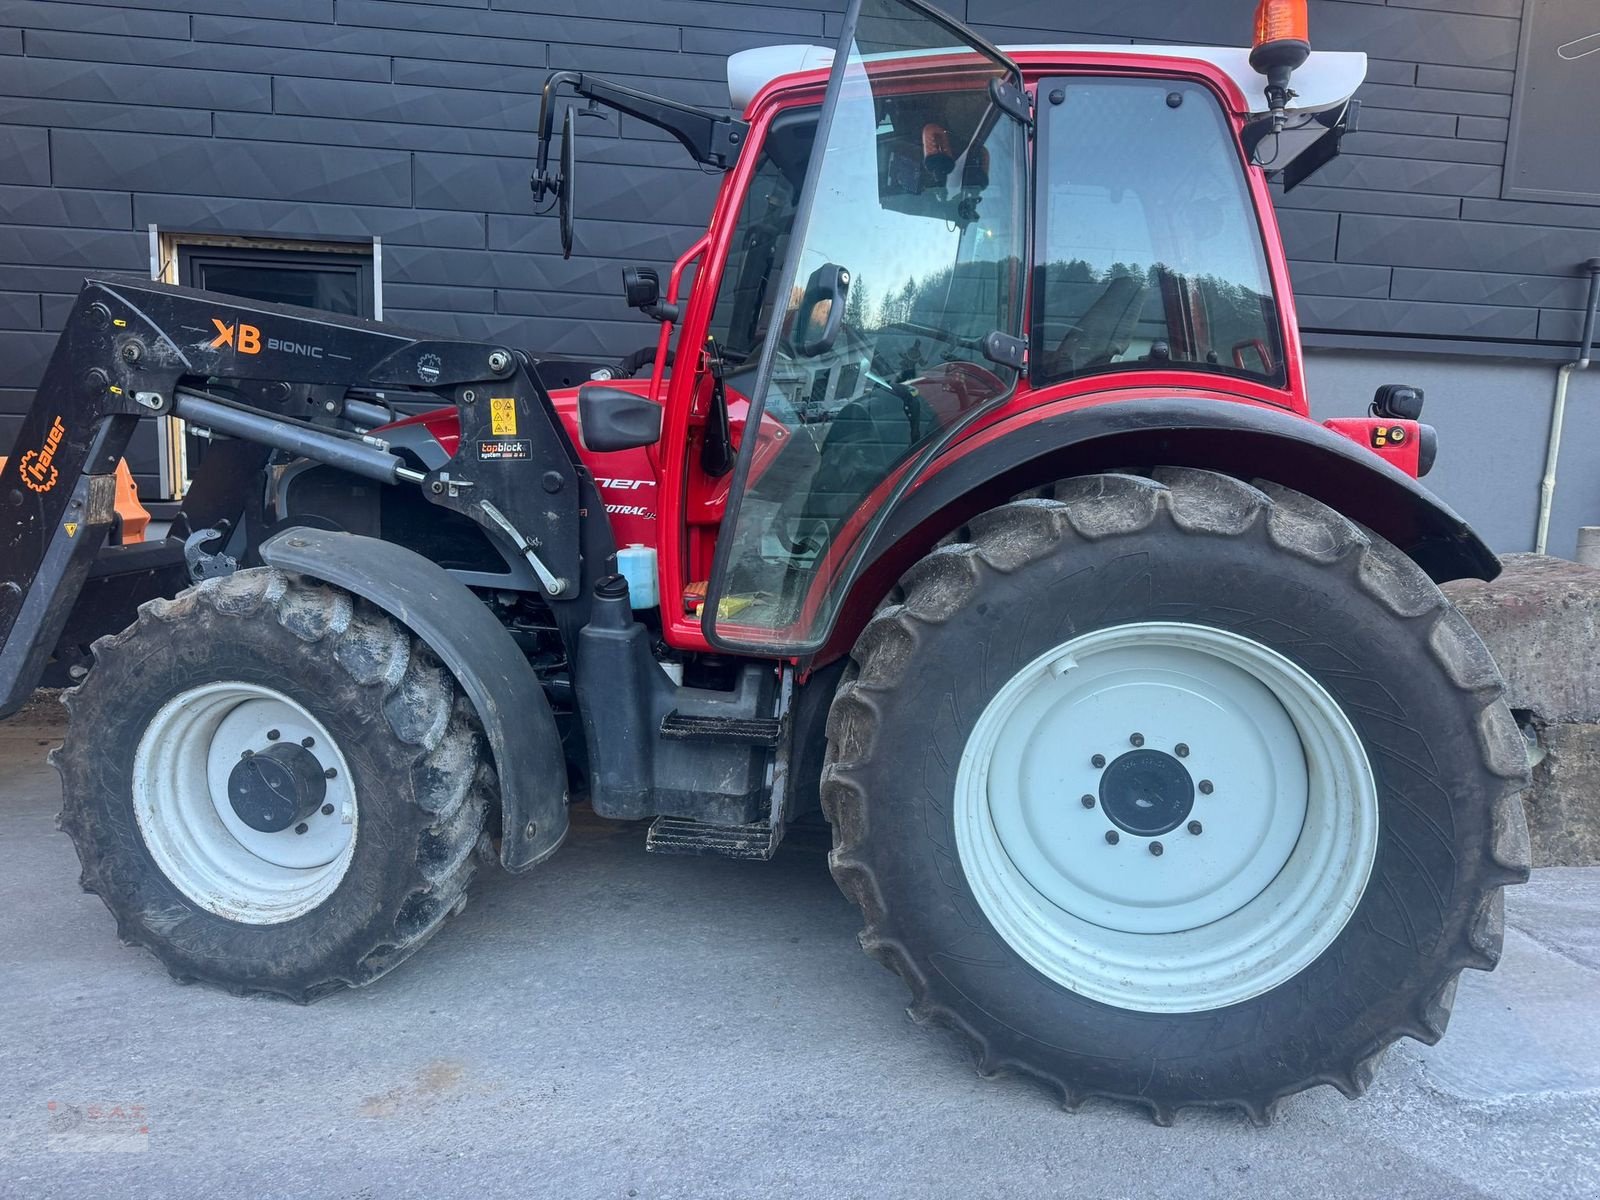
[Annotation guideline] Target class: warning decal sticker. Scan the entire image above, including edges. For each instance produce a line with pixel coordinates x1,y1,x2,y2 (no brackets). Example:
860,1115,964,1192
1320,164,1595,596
490,397,518,437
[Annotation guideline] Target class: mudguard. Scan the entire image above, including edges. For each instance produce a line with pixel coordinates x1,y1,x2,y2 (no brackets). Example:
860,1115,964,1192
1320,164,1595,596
821,397,1501,662
259,527,567,872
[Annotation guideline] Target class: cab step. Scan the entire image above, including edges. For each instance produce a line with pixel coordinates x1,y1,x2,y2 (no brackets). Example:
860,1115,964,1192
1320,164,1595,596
659,710,782,747
645,816,779,860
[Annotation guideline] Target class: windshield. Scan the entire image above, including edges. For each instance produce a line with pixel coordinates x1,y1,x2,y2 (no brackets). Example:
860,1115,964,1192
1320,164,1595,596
1033,77,1285,387
705,8,1028,649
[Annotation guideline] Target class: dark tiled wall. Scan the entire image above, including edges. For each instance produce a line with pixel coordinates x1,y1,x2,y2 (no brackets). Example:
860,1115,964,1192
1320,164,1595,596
2,0,1597,465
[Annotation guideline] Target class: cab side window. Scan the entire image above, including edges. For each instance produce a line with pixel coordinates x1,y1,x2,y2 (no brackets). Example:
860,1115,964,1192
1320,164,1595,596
1034,79,1286,387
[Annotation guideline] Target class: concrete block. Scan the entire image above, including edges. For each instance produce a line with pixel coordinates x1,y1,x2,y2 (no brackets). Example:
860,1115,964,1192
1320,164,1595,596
1524,723,1600,867
1444,553,1600,724
1446,554,1600,867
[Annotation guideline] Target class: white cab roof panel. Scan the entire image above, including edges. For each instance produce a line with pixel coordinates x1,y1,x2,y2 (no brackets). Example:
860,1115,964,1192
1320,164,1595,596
727,43,1366,117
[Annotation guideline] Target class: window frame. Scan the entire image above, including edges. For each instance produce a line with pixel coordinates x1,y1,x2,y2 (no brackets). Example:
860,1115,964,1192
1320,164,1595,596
1027,73,1290,393
177,242,378,320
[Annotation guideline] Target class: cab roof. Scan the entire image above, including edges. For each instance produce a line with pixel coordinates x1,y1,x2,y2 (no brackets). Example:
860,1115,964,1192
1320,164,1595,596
727,43,1366,118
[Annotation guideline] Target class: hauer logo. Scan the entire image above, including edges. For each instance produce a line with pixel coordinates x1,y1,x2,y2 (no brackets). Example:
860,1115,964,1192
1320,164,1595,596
209,318,260,354
17,416,66,493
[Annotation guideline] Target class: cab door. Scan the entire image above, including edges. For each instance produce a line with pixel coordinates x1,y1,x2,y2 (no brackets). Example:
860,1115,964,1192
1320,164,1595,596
702,0,1030,653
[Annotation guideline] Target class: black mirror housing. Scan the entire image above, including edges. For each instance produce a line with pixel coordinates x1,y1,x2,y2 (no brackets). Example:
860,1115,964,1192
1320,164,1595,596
621,266,679,323
577,384,663,452
622,266,660,310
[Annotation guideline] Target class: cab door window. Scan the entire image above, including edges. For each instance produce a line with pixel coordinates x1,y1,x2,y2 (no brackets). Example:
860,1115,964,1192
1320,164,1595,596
1033,78,1285,387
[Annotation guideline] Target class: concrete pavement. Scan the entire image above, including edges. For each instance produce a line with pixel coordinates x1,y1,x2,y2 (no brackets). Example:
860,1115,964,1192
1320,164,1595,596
2,700,1597,1199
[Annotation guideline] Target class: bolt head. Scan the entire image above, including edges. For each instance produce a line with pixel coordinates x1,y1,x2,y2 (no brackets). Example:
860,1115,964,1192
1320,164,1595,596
321,803,335,816
1104,830,1120,845
324,767,337,780
239,749,254,759
1199,779,1214,795
1149,841,1164,856
1091,753,1106,769
301,736,315,748
1080,794,1096,809
294,823,309,835
1130,732,1145,747
1175,743,1189,758
1187,820,1203,836
266,729,281,741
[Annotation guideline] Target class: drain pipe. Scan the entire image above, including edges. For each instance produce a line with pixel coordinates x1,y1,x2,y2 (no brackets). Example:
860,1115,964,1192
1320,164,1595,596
1535,258,1600,556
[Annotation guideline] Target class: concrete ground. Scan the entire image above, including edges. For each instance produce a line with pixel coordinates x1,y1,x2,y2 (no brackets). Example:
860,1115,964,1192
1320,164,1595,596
2,702,1598,1200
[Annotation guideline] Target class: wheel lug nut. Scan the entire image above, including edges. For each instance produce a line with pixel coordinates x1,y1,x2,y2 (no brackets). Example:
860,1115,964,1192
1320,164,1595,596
1091,754,1106,769
1175,743,1189,758
1130,732,1144,747
266,729,280,741
1149,841,1164,856
240,749,253,759
1188,820,1203,835
301,736,315,748
294,823,309,835
321,803,335,816
1104,830,1119,845
324,767,337,780
1199,779,1214,795
1080,794,1096,809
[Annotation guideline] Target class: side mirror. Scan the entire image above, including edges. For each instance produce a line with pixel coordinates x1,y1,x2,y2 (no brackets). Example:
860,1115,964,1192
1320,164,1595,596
795,262,851,357
559,107,577,260
623,266,660,310
621,266,680,323
577,384,663,452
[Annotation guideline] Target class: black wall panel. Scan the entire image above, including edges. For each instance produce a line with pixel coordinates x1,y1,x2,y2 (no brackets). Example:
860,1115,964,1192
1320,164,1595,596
2,0,1599,460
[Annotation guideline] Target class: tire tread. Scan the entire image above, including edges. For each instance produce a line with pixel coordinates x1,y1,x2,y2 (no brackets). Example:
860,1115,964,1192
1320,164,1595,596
821,469,1531,1123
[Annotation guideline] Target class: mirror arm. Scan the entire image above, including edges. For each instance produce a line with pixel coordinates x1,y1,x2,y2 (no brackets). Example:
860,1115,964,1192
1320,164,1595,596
538,71,749,172
532,70,583,200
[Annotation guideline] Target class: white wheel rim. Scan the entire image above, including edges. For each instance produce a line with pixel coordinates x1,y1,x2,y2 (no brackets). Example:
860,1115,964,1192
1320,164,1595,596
132,682,358,925
954,622,1378,1013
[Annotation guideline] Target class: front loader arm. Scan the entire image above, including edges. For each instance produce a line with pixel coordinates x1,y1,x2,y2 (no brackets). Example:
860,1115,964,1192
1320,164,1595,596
0,276,601,717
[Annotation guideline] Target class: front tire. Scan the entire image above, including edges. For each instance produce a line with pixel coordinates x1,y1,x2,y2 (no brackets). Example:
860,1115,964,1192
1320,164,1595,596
822,469,1531,1122
55,568,491,1001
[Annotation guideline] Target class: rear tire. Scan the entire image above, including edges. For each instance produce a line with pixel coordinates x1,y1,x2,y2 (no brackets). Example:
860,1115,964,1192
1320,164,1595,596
822,469,1531,1122
55,568,491,1001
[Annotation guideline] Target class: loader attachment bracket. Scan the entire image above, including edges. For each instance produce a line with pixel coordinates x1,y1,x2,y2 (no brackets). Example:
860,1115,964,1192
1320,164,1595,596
1,275,600,715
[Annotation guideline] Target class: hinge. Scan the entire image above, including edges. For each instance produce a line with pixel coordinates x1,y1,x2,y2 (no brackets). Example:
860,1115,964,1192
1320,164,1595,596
981,330,1028,372
990,77,1033,126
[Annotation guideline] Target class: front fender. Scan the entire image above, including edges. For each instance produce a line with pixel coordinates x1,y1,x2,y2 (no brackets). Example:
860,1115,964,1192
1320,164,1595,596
822,397,1498,663
260,527,567,872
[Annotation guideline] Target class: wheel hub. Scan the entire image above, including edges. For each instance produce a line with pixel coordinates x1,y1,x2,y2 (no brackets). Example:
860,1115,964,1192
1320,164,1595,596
953,622,1379,1013
1098,749,1194,837
132,683,358,924
227,742,328,833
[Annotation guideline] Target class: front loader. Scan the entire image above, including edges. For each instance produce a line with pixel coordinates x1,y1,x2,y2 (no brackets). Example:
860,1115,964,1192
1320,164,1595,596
0,0,1531,1123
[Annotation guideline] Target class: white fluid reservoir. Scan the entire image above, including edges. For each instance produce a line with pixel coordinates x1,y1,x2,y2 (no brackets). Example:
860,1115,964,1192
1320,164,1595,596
617,544,659,609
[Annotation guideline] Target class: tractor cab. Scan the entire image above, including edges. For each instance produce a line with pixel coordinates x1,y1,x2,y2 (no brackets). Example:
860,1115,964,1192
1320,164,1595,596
533,0,1366,656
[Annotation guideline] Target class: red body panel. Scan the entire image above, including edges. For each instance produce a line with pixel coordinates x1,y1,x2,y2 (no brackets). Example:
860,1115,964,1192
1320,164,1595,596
1323,416,1423,477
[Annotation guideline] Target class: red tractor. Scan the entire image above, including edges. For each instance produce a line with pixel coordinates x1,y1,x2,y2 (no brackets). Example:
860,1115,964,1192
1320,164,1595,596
0,0,1529,1122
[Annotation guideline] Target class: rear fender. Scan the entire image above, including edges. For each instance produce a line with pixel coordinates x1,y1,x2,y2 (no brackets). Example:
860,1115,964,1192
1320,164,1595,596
259,527,567,872
820,397,1499,663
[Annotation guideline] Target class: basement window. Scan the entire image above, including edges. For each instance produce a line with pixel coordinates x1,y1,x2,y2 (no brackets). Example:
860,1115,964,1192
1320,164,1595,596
143,235,383,502
177,242,378,318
